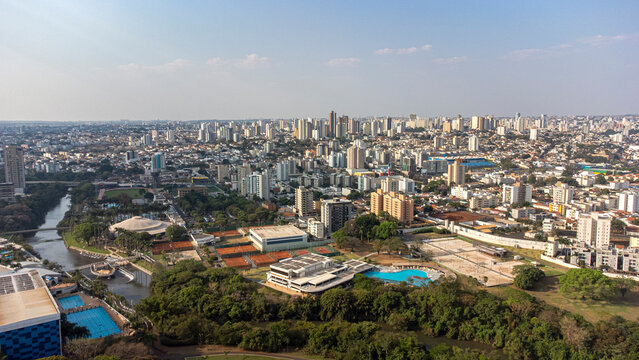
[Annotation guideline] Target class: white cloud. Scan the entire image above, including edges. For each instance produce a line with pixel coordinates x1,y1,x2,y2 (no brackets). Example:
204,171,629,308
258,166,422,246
206,57,225,67
235,53,269,69
374,48,394,55
433,56,468,64
374,44,432,55
117,58,190,73
396,46,418,55
503,48,552,60
578,33,635,46
327,57,360,67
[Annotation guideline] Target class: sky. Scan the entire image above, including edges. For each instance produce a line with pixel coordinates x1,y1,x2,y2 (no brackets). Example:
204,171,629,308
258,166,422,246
0,0,638,121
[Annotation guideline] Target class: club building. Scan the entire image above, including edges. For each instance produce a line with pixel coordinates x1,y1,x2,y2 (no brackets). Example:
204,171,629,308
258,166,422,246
249,225,309,252
0,270,62,360
267,253,373,294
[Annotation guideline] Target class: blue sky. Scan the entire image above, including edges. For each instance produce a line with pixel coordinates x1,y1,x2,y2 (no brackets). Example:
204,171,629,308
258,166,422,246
0,0,637,121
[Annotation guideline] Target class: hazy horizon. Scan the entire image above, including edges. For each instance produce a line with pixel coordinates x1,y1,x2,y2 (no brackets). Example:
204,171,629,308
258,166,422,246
1,0,638,122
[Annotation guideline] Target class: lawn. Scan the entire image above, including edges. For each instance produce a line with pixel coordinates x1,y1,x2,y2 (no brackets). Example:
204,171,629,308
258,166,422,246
518,277,639,323
103,188,148,200
63,232,110,255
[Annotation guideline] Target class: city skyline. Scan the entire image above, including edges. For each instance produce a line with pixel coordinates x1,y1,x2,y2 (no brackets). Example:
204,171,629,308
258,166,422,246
0,0,638,121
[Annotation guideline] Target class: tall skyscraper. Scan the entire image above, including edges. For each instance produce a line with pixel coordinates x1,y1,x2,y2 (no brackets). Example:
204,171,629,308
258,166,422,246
151,152,165,172
370,189,414,223
329,111,336,138
447,159,465,186
3,145,25,192
248,171,270,201
552,183,574,205
347,145,365,170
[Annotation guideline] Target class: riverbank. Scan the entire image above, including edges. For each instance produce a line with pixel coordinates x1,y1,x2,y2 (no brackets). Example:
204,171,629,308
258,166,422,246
63,232,110,255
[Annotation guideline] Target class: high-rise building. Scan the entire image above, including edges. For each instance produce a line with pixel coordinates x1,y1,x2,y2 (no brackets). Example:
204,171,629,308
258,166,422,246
3,145,25,192
151,152,165,172
248,171,270,201
276,161,290,181
552,183,574,205
347,145,365,170
295,187,314,216
237,165,251,196
447,159,465,186
321,198,353,234
618,191,639,213
370,189,414,223
577,213,612,248
468,135,479,152
502,182,533,205
433,136,444,149
530,127,539,140
471,116,485,131
217,164,230,182
329,111,336,138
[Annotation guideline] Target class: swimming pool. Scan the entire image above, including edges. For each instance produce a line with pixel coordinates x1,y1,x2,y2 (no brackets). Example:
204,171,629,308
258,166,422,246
58,295,85,310
66,307,121,338
365,269,432,286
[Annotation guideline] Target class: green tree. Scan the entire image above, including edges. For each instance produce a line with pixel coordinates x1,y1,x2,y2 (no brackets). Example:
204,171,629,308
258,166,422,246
165,225,187,241
559,268,617,300
512,264,545,290
331,230,348,249
376,221,397,240
615,277,638,298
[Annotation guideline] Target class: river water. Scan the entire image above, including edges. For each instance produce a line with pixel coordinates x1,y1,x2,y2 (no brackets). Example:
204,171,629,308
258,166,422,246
26,195,150,304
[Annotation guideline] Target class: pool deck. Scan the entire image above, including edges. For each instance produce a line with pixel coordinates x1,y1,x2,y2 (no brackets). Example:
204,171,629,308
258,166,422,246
56,292,129,335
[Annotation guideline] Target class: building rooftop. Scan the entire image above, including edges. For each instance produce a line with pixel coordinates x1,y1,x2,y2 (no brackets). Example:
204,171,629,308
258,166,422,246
109,216,171,235
250,225,307,239
0,270,60,330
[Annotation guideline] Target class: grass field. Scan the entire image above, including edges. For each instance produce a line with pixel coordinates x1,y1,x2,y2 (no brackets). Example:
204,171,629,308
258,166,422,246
103,188,148,200
63,232,110,254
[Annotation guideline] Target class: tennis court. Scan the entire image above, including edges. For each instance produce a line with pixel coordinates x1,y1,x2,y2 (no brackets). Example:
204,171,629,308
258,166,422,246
66,307,121,338
58,295,84,310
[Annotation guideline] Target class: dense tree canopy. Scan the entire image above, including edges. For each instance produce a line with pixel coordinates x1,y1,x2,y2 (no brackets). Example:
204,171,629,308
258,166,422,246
559,268,617,300
512,264,545,290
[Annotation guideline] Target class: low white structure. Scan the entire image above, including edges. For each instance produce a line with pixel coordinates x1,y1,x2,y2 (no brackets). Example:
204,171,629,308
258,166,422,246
249,225,309,252
267,253,373,294
109,216,171,235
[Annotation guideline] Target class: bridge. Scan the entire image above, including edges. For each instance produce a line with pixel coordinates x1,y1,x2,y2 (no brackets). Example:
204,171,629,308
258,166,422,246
1,227,72,235
26,181,80,186
67,255,139,272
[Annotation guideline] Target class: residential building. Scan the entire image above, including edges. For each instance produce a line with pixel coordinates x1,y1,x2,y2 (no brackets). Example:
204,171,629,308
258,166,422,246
347,145,365,170
151,152,165,172
552,182,574,204
321,198,353,235
295,187,314,216
577,213,612,248
618,191,639,213
307,219,325,239
3,145,25,192
447,159,465,186
248,171,270,201
502,182,532,205
370,189,414,223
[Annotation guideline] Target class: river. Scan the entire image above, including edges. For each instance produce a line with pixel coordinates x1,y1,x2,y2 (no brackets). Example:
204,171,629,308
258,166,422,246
26,195,150,304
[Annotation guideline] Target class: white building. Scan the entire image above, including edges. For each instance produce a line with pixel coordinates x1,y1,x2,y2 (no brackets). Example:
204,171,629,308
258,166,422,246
577,213,612,249
468,135,479,152
248,171,270,201
307,219,325,239
618,191,639,213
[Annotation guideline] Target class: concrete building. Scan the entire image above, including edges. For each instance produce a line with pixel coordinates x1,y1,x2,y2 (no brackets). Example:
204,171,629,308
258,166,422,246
248,225,309,252
618,191,639,214
0,183,15,202
3,145,25,192
469,195,499,209
266,253,373,294
217,164,230,182
468,135,479,152
552,182,574,205
0,270,62,360
248,171,270,201
502,183,532,205
447,159,465,186
321,198,354,235
347,145,365,170
370,189,414,223
295,187,314,216
577,213,612,248
151,152,165,172
307,219,325,239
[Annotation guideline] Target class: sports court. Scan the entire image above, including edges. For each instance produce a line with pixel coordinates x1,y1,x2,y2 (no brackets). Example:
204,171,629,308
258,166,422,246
66,307,121,338
421,238,523,287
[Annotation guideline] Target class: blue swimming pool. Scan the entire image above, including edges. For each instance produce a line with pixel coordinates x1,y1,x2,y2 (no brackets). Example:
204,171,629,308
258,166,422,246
58,295,85,310
66,307,121,338
365,269,432,286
